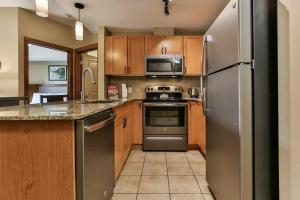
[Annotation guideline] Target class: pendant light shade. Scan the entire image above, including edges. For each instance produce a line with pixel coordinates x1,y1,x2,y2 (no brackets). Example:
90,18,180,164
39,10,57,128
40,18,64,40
75,21,84,41
74,3,85,41
35,0,48,17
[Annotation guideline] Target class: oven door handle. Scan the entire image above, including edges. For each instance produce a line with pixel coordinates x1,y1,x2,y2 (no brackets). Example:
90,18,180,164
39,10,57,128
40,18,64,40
143,103,187,107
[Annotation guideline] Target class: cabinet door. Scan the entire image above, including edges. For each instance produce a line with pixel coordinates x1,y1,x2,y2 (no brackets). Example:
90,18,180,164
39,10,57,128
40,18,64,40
165,36,183,54
188,101,198,145
133,101,143,144
105,37,114,75
123,110,132,158
128,36,145,75
145,36,164,55
198,104,206,153
184,36,203,75
113,36,128,75
114,115,124,179
188,101,206,151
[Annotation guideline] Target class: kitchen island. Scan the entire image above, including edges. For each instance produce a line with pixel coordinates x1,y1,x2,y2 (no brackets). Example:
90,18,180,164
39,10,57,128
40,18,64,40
0,99,136,200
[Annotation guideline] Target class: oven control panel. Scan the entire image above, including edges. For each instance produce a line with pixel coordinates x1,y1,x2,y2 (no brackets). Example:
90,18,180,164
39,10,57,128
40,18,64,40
145,86,183,93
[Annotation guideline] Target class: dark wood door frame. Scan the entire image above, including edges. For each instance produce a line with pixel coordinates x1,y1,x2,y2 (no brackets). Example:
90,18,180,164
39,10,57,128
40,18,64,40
74,43,98,99
24,37,74,100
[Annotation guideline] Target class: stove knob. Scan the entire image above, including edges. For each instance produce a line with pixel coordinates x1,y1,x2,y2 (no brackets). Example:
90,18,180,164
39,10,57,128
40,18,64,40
151,88,153,91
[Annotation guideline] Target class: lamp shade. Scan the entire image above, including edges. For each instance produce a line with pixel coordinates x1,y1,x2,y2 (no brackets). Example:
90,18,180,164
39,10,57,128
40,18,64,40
75,21,84,41
35,0,48,17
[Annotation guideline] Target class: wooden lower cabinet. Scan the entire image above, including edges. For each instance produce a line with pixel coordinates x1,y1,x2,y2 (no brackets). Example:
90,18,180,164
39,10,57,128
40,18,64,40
188,101,206,153
113,102,133,179
0,121,75,200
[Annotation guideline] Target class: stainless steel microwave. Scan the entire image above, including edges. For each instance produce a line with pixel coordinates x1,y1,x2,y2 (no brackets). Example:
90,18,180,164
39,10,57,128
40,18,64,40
144,54,184,76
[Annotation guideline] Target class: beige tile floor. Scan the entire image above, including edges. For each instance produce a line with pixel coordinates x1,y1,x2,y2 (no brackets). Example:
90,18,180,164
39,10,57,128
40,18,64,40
112,150,214,200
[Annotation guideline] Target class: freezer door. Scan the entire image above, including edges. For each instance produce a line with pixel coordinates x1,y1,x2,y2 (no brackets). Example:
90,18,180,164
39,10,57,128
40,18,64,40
205,0,252,74
206,65,252,200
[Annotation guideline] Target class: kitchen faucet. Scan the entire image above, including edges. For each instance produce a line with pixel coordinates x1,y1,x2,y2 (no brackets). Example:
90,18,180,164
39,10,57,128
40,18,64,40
81,67,96,102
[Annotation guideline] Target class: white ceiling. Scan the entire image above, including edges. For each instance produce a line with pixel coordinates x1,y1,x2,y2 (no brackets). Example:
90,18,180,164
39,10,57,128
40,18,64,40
0,0,229,33
29,44,68,62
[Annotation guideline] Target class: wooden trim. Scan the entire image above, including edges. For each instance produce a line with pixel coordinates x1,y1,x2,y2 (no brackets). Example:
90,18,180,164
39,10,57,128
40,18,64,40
24,37,73,52
24,37,74,100
74,43,98,99
74,43,98,53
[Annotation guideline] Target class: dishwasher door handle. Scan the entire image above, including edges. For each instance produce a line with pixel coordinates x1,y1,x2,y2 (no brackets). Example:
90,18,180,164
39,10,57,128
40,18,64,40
84,115,115,133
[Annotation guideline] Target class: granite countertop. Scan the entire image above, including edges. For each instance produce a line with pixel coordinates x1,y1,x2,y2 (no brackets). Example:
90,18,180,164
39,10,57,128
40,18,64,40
0,98,137,121
0,97,201,121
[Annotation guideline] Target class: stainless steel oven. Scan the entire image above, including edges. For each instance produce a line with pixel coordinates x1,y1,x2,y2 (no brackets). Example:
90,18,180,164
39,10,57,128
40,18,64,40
144,54,184,76
143,102,187,151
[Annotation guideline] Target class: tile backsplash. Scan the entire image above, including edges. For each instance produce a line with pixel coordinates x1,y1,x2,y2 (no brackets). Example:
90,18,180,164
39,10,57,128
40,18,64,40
108,76,200,98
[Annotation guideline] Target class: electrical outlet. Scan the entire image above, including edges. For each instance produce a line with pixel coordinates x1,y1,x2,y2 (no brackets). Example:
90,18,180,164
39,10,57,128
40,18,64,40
128,87,132,94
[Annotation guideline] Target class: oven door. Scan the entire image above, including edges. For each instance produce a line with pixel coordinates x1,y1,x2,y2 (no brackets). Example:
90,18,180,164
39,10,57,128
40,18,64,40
144,55,183,76
143,102,187,135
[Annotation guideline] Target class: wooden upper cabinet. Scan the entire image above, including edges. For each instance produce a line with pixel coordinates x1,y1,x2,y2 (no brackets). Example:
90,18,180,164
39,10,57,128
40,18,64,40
113,36,128,75
145,36,183,55
128,36,145,75
184,36,203,75
145,36,164,55
165,36,183,54
105,35,203,76
104,36,127,75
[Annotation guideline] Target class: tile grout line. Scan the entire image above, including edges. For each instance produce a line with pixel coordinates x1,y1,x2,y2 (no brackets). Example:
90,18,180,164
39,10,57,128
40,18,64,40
135,151,146,200
185,151,206,199
165,152,171,200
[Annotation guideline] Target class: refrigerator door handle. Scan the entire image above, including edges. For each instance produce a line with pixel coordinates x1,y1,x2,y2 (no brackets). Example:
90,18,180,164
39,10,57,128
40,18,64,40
200,35,208,116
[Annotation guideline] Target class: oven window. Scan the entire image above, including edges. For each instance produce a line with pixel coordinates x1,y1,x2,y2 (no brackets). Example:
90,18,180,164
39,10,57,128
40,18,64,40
146,59,173,72
145,106,185,127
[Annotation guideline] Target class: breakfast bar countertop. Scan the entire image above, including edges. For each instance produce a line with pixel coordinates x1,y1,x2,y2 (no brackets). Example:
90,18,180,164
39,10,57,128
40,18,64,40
0,98,138,121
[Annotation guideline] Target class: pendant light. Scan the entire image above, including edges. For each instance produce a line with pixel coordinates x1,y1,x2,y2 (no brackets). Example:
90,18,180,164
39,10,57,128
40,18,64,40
35,0,48,17
75,3,84,41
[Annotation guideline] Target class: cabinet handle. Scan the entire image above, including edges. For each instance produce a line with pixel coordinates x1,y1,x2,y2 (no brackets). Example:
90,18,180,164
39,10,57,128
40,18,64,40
122,117,126,128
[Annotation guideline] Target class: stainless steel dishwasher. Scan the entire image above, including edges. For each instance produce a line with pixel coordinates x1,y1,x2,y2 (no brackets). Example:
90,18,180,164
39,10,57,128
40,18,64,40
76,109,115,200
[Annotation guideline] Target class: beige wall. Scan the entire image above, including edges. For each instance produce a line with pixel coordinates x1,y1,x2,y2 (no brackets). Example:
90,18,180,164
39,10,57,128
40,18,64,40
97,26,108,99
29,61,67,85
0,8,19,97
17,8,98,97
278,1,300,200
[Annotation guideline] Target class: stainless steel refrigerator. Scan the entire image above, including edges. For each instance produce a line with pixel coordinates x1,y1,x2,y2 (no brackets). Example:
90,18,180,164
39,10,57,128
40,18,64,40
201,0,279,200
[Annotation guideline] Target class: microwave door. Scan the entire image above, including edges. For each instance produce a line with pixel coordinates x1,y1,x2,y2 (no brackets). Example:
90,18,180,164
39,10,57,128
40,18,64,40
145,58,173,75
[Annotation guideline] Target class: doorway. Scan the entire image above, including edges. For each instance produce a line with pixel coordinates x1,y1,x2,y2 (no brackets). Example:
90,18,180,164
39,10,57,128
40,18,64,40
74,43,98,100
24,37,73,103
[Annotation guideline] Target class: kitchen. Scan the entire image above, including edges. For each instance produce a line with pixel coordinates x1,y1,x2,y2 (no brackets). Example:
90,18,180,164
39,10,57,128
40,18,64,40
0,0,288,200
